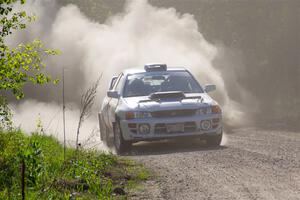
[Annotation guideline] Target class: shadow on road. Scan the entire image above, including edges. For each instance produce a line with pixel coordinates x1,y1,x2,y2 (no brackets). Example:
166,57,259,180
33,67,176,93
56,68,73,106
125,139,227,156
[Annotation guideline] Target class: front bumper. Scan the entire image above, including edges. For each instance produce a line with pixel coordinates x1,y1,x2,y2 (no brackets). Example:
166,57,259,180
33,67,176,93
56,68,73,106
120,114,222,142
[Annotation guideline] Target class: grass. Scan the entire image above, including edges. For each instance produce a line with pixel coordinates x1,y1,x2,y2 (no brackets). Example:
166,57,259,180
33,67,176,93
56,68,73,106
0,130,150,199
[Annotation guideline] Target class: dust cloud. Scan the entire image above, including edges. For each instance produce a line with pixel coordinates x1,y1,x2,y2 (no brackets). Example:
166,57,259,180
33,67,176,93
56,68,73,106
7,0,254,148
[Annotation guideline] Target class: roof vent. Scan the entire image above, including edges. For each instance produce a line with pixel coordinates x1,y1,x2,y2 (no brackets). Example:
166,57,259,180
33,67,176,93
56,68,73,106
144,63,167,72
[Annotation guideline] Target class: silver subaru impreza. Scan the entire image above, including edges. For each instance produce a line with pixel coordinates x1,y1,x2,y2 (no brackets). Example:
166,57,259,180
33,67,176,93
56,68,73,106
99,64,222,154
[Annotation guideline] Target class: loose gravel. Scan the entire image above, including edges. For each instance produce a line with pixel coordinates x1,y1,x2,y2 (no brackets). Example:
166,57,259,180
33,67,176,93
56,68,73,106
127,127,300,200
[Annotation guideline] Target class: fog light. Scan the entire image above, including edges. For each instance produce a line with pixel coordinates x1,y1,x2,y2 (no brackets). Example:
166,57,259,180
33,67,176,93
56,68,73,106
138,124,150,134
201,120,211,130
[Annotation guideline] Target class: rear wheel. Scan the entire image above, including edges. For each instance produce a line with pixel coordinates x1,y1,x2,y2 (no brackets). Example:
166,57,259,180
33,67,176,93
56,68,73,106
206,133,222,147
99,113,113,147
113,120,131,155
98,113,105,141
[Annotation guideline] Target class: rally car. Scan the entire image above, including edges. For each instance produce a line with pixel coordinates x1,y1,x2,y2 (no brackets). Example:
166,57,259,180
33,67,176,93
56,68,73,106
98,63,222,154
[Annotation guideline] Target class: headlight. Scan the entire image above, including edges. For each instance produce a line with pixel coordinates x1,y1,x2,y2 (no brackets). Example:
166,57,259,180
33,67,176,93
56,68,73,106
197,105,221,115
125,111,152,120
196,107,212,115
139,124,150,134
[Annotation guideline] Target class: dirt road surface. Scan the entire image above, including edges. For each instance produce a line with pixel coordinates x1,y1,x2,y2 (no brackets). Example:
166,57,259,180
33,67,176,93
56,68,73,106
127,127,300,200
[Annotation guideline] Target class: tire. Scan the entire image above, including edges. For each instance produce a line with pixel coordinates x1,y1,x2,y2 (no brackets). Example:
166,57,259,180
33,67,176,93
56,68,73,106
113,120,131,155
99,113,113,147
98,113,105,141
206,133,222,147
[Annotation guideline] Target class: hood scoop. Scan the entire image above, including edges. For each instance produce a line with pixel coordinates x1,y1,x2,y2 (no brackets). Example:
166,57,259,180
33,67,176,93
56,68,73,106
150,91,185,100
138,92,203,104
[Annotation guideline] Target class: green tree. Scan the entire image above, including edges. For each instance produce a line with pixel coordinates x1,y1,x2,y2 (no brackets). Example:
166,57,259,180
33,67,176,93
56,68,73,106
0,0,59,129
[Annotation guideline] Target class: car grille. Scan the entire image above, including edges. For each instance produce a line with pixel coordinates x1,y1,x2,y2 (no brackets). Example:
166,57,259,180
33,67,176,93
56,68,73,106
154,122,197,134
151,109,196,118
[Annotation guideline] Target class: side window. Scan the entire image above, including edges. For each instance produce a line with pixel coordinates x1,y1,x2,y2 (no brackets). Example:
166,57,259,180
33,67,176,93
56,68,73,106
113,74,125,93
109,76,118,90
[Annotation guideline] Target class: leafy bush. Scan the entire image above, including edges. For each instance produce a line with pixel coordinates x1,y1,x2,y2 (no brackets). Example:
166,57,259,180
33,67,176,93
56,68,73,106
0,0,59,130
0,97,12,130
0,130,149,199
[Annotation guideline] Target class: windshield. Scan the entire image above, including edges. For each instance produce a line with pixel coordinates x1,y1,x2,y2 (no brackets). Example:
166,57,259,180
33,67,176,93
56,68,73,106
123,71,203,97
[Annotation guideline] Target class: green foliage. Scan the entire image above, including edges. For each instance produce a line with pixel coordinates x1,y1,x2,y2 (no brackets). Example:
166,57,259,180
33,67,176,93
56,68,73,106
0,37,60,99
0,0,60,128
35,114,45,134
0,131,49,197
0,131,149,199
0,0,29,41
0,96,12,130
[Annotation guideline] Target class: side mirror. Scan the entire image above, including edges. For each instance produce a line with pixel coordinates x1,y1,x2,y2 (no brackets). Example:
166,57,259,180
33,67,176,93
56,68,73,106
109,76,118,90
107,90,119,98
204,84,216,93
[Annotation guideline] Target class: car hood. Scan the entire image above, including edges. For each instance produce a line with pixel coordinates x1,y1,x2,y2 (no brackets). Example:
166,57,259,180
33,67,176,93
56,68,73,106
122,93,216,111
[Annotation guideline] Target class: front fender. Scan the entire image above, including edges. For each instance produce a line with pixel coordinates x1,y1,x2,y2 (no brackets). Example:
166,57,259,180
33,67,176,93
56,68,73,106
114,98,132,122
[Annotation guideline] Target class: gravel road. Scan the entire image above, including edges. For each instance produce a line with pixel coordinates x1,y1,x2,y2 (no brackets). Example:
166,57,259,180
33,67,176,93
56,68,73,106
127,127,300,200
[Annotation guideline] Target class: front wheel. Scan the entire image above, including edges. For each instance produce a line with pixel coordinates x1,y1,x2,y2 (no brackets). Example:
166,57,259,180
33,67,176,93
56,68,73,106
113,121,131,155
206,133,222,147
